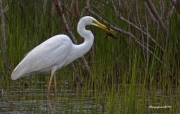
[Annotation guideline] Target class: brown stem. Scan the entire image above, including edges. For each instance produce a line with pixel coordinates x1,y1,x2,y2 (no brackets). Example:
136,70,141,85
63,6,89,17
146,0,168,36
0,0,12,73
171,0,180,13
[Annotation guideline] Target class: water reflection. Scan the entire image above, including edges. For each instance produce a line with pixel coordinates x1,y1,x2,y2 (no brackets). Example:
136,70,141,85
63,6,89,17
0,82,104,114
0,81,179,113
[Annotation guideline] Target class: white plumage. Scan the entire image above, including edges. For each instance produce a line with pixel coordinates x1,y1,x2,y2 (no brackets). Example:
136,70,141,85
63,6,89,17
11,16,115,94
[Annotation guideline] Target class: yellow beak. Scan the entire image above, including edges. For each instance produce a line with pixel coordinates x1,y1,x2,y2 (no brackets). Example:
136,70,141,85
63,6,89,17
94,21,115,35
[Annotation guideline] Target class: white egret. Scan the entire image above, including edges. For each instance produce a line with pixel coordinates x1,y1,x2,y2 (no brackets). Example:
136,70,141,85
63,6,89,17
11,16,115,94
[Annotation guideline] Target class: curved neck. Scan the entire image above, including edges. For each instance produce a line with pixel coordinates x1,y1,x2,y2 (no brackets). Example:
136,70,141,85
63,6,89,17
72,21,94,58
64,19,95,65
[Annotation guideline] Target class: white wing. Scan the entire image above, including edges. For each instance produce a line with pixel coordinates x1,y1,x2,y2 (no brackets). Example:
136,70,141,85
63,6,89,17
11,35,72,80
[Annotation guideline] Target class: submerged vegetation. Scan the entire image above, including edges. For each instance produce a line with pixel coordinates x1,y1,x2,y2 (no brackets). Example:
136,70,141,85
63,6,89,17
0,0,180,113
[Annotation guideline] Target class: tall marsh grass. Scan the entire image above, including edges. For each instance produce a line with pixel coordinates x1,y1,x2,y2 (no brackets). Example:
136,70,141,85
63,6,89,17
0,0,180,113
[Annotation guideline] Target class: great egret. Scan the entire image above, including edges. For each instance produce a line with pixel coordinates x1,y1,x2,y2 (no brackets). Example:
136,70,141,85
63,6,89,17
11,16,115,94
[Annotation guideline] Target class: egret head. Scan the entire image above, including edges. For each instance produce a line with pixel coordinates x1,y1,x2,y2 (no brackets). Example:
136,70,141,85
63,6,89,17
79,16,115,35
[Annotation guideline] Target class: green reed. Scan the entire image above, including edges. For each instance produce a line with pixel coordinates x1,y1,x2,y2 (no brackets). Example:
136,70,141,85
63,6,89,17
1,0,180,113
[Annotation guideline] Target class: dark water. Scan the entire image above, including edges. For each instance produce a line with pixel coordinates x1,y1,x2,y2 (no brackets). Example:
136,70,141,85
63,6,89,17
0,80,179,113
0,80,105,114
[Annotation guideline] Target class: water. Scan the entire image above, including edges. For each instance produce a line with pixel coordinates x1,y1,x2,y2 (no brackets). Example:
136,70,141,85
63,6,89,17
0,80,179,113
0,80,105,114
0,99,101,113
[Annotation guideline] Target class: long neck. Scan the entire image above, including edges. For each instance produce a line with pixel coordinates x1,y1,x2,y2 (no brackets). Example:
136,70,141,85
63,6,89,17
72,21,94,58
64,20,94,66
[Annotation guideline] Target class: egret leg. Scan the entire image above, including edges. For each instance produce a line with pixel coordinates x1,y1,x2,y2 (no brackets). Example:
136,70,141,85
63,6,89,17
53,74,57,94
47,67,57,95
47,74,54,94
